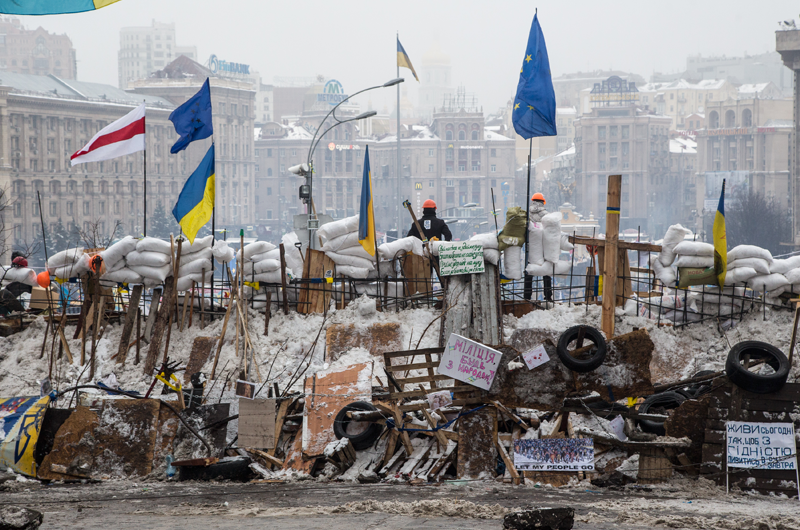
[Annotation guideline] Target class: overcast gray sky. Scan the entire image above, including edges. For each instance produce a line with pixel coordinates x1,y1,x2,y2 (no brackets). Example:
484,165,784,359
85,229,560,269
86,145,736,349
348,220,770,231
10,0,799,114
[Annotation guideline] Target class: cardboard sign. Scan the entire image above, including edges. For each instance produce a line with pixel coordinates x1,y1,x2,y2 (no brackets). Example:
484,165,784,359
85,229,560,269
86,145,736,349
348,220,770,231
726,421,797,470
427,390,452,411
439,333,502,391
513,438,595,472
238,398,276,449
439,242,485,276
521,344,550,370
609,415,627,441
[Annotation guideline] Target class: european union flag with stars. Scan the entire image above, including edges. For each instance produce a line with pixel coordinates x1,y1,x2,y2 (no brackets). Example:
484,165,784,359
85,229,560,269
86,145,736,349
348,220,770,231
169,78,214,154
512,13,557,139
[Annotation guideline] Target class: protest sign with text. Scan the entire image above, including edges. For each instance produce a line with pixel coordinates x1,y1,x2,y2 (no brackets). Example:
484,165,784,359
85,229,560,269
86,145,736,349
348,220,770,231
726,421,797,470
438,242,485,276
438,333,502,391
513,438,595,472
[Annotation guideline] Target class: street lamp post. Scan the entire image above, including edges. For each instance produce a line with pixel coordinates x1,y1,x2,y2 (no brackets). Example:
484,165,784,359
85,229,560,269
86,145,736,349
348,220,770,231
292,77,404,250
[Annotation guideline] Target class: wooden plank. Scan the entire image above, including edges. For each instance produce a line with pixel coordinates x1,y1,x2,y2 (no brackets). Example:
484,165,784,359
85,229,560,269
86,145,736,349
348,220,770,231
601,174,622,338
568,235,662,253
183,336,215,385
398,438,434,476
384,347,444,359
457,406,497,479
494,433,520,484
391,403,415,456
393,374,453,385
144,276,175,375
238,398,277,449
116,284,143,365
385,361,440,372
142,287,161,343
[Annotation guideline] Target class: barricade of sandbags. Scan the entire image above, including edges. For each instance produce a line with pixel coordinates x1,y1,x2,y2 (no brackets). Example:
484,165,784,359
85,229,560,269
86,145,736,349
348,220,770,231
378,236,424,260
47,247,91,279
658,224,691,267
236,241,288,293
318,216,376,278
468,232,500,266
671,241,714,269
174,236,214,292
524,212,573,278
1,266,38,287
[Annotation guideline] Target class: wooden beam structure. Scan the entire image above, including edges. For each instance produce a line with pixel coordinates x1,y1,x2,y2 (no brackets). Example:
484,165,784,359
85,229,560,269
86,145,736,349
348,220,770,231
602,175,622,338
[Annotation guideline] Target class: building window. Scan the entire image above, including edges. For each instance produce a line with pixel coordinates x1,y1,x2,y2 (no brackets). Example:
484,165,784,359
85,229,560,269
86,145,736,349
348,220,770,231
458,130,466,141
491,164,496,172
267,168,272,176
267,187,272,196
621,125,629,139
428,148,434,156
490,148,497,157
471,131,478,140
267,148,272,157
597,126,606,140
49,202,57,216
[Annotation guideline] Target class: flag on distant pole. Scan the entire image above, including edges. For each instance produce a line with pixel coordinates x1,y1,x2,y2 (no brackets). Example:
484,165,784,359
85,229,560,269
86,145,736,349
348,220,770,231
169,78,213,154
358,146,376,256
397,38,418,81
172,145,215,244
71,103,144,165
0,0,121,15
713,179,727,288
512,12,557,139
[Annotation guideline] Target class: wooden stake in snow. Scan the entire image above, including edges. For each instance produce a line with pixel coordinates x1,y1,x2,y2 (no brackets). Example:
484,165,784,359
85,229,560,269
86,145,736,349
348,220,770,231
602,175,622,339
117,284,143,365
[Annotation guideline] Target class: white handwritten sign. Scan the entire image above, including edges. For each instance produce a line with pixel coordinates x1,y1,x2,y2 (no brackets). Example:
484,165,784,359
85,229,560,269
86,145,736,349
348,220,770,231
439,242,485,276
521,344,550,370
438,333,502,391
726,421,797,470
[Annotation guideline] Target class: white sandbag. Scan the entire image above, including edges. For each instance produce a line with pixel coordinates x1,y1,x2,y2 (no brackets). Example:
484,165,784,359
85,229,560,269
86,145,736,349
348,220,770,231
725,267,758,285
728,258,770,275
650,255,676,286
642,294,684,311
175,271,213,292
335,265,371,279
316,215,359,244
47,246,84,272
541,212,563,263
469,232,499,250
100,236,137,268
658,224,691,266
526,260,569,276
101,268,143,284
623,297,638,316
337,244,376,261
178,258,214,277
212,240,235,264
180,234,214,254
527,223,545,266
560,233,574,251
429,240,442,257
143,278,162,289
504,246,523,280
136,237,172,255
484,249,500,266
180,247,213,265
2,267,37,286
785,268,800,284
237,241,277,262
325,251,376,271
54,253,91,279
692,286,746,297
378,236,424,260
242,259,281,276
126,250,171,268
321,232,359,253
252,270,286,284
728,245,773,264
106,258,127,273
282,232,304,277
769,255,800,274
749,273,789,293
354,281,403,299
673,255,714,269
673,241,714,257
250,249,281,263
129,263,173,282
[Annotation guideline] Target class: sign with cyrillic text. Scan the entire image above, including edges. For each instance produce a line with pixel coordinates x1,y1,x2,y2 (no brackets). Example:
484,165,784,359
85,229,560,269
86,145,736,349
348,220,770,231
438,333,501,391
513,438,595,472
726,421,797,470
438,242,485,276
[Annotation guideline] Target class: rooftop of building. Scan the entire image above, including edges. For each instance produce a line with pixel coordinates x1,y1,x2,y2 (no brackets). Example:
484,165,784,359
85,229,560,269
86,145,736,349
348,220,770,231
637,78,729,92
669,136,697,154
0,70,173,108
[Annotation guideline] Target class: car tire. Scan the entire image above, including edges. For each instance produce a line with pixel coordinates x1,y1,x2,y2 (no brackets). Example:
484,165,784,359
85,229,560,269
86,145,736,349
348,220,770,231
557,325,607,373
637,391,686,436
725,341,789,394
333,401,383,451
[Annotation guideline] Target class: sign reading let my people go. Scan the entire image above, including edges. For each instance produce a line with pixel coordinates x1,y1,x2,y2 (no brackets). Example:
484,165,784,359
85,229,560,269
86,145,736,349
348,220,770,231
438,333,502,391
438,242,485,276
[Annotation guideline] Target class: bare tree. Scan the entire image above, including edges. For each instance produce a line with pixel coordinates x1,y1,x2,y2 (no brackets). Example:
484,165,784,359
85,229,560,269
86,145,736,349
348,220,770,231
725,191,791,255
77,219,123,250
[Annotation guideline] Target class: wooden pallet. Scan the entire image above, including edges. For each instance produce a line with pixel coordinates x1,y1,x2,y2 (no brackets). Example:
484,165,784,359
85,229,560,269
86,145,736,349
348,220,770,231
701,382,800,497
401,253,432,299
298,249,335,315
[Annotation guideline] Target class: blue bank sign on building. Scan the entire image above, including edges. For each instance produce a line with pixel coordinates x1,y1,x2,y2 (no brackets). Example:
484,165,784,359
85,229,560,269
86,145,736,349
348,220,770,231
209,55,250,76
317,79,348,105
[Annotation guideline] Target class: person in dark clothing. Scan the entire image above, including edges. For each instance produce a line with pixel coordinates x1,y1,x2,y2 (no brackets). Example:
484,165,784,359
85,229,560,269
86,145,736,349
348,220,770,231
407,200,452,242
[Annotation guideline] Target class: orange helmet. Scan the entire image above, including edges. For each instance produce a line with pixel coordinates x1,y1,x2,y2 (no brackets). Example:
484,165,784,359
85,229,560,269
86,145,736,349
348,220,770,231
531,192,546,204
423,199,437,209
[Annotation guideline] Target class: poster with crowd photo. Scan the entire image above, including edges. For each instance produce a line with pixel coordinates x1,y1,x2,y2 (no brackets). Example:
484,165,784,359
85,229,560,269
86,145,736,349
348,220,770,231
513,438,595,472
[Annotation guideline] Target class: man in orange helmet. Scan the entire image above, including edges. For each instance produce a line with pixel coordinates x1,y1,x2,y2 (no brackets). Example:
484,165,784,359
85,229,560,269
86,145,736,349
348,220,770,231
408,199,452,242
529,192,548,224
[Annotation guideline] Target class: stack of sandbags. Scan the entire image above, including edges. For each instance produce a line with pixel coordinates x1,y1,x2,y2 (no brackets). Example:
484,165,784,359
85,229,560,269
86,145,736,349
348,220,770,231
498,207,527,280
100,236,142,285
649,255,676,286
658,224,691,266
282,232,305,277
525,212,573,277
237,241,283,284
129,237,174,287
468,232,500,265
378,236,424,261
727,245,776,290
176,235,214,291
47,246,91,280
672,241,715,269
212,239,235,264
687,286,750,316
1,266,38,287
318,216,376,278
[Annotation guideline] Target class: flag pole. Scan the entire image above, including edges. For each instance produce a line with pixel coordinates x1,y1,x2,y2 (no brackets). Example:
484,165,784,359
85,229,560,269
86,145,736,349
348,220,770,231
523,137,533,300
210,80,216,314
143,106,147,238
396,31,401,238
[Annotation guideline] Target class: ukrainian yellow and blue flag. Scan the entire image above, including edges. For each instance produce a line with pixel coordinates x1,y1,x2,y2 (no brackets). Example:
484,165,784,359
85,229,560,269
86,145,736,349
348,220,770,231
397,38,418,82
358,146,376,256
172,145,215,244
0,0,120,14
713,179,727,288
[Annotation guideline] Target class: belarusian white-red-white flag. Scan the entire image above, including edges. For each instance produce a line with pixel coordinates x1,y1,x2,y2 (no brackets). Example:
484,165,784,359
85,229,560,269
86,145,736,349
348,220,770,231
71,103,145,166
